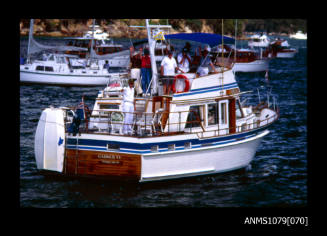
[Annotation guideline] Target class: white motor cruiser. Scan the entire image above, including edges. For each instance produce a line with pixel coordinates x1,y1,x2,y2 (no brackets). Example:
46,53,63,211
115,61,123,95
248,33,270,48
269,38,297,58
289,31,307,40
34,20,279,182
211,45,270,73
20,19,128,86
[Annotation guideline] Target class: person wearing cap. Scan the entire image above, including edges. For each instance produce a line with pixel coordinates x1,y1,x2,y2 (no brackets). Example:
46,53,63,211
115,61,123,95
184,42,191,53
196,45,218,77
160,50,183,95
141,48,152,94
177,47,191,73
121,79,135,135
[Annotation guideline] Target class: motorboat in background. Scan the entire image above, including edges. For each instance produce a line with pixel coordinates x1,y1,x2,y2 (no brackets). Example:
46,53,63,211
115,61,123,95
289,30,307,40
248,33,270,48
211,44,270,72
269,38,297,58
83,24,109,40
34,20,279,182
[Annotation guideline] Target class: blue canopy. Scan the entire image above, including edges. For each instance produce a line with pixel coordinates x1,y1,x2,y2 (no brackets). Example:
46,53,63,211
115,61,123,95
165,33,235,47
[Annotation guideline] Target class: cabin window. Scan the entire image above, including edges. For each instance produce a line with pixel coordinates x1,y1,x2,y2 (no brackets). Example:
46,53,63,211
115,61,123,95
151,145,159,152
36,66,44,71
186,105,204,128
168,144,175,151
45,66,54,72
208,103,219,126
99,104,119,110
184,142,192,149
220,102,227,124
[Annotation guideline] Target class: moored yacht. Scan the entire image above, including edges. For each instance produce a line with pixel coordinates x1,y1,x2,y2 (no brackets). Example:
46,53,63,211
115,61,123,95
20,53,127,86
211,44,270,72
34,20,279,182
248,33,270,48
289,31,307,40
269,38,297,58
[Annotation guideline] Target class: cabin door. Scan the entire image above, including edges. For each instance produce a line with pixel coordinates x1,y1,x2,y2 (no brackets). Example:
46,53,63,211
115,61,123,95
218,100,229,135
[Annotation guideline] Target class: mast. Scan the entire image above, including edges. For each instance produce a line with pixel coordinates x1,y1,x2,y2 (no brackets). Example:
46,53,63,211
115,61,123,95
27,19,34,63
234,19,237,63
145,19,158,95
89,19,97,61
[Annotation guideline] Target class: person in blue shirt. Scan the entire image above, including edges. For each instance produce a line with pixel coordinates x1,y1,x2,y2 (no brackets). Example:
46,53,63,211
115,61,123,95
196,45,218,77
103,60,110,72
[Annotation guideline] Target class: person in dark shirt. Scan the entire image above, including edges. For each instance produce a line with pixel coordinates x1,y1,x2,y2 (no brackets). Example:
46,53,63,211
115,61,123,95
141,48,152,94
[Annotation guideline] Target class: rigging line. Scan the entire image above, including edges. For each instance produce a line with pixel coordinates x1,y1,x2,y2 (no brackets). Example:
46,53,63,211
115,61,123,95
221,19,224,91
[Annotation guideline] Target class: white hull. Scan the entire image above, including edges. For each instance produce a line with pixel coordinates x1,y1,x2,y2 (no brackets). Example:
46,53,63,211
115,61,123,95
248,42,269,48
20,70,113,86
107,57,130,68
232,60,269,72
140,130,268,182
276,51,297,58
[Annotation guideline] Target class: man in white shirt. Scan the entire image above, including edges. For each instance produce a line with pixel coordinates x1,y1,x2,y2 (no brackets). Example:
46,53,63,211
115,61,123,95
160,51,183,95
121,79,135,135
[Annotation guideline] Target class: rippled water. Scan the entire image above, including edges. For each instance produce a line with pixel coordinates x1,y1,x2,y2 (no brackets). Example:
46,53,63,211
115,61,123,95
20,37,307,208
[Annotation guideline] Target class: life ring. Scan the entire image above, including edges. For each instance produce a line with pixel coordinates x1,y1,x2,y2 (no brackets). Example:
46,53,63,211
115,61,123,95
172,74,190,93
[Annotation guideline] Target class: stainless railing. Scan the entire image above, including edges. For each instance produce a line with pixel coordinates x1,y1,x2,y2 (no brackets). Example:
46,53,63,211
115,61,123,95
63,104,279,138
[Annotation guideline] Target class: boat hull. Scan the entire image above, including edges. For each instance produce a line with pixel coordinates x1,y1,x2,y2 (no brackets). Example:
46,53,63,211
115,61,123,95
20,70,111,86
232,60,269,72
57,129,269,182
276,51,297,58
140,130,268,182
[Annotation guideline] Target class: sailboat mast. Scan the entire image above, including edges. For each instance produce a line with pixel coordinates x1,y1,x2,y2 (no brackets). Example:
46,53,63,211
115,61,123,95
27,19,34,63
145,19,159,95
234,19,237,63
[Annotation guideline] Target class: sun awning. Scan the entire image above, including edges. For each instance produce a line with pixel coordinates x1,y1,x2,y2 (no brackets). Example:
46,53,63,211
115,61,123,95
165,33,235,47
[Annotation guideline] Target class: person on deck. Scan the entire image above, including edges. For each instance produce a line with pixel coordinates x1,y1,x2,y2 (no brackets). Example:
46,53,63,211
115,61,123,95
103,60,110,72
129,46,143,95
141,48,152,94
160,50,184,95
196,45,218,77
177,47,191,73
121,79,135,135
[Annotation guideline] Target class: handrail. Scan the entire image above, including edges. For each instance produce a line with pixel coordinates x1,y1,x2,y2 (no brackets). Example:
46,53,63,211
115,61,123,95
64,105,278,138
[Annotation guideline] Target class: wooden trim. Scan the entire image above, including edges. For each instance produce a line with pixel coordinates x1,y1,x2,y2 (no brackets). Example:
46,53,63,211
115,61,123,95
64,149,141,179
229,98,236,134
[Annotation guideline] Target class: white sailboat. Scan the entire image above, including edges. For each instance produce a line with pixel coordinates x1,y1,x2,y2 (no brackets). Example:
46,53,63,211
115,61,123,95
34,19,279,182
20,19,128,86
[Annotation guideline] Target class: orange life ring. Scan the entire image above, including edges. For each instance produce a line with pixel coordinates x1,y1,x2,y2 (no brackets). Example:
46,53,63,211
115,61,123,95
172,74,190,93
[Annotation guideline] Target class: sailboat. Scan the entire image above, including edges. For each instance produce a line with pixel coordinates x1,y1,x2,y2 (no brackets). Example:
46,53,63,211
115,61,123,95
34,19,279,182
20,19,128,86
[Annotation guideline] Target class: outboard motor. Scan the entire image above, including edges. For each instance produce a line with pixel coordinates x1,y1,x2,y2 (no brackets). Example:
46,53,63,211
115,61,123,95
34,107,65,173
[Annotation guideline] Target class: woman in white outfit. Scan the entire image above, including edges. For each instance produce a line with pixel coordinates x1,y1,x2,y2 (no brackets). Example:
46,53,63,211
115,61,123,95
121,79,135,135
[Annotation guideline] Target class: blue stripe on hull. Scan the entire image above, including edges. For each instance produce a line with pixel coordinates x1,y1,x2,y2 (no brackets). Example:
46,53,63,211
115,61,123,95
173,82,238,97
66,127,266,154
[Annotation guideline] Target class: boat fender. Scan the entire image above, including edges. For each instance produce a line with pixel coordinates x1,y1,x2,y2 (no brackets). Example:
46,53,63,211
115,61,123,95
172,74,190,93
